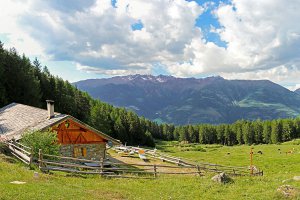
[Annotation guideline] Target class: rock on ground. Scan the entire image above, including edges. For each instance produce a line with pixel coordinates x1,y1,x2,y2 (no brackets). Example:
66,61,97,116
277,185,300,198
10,181,26,184
293,176,300,181
211,172,233,184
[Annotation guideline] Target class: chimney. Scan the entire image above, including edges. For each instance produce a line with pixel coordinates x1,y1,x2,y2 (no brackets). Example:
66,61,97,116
46,100,55,119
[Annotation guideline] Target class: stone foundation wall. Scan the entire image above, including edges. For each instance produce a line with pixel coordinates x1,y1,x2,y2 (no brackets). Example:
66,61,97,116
60,143,106,161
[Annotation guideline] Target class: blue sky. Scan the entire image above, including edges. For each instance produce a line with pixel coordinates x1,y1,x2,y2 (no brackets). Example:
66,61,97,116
0,0,300,89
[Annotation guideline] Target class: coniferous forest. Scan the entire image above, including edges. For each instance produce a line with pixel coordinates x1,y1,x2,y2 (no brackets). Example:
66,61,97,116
1,42,300,147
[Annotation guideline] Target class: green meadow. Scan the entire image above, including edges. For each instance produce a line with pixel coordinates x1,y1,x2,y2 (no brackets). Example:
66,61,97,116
1,141,300,200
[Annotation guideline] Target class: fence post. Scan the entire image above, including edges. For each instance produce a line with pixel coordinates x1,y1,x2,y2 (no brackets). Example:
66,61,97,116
29,152,33,167
38,149,42,169
100,157,104,176
153,164,157,178
250,147,254,176
196,165,201,177
177,159,181,166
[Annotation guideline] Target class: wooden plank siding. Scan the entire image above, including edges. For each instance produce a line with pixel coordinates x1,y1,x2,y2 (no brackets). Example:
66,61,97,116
50,119,107,161
52,119,107,145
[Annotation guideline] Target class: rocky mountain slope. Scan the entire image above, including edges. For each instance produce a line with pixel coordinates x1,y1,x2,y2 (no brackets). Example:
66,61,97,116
74,75,300,125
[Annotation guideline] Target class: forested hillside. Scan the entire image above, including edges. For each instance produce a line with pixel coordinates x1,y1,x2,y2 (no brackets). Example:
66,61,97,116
1,42,300,147
0,42,156,147
75,74,300,125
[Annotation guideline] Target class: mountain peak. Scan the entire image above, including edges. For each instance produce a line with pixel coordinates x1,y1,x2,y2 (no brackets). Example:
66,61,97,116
116,74,225,83
121,74,175,83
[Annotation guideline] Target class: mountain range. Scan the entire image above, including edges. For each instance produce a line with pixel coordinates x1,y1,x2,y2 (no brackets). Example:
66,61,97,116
74,75,300,125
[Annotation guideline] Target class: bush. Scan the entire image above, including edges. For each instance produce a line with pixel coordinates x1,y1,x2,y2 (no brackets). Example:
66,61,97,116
20,130,60,158
0,142,9,154
179,146,206,152
193,146,206,152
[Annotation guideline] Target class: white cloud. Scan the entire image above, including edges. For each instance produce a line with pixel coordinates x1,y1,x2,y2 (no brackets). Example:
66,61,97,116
220,65,300,90
0,0,44,57
14,0,203,69
0,0,300,89
76,62,151,76
168,0,300,89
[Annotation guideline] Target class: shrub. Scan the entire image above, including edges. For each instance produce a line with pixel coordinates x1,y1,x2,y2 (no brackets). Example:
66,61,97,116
0,142,9,154
180,146,206,152
20,130,60,158
193,146,206,152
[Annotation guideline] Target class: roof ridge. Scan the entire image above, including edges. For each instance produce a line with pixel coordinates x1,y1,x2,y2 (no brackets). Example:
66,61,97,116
19,103,62,114
0,102,17,113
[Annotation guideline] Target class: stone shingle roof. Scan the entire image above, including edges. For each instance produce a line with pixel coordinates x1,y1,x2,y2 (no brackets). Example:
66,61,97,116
0,103,68,140
0,103,120,144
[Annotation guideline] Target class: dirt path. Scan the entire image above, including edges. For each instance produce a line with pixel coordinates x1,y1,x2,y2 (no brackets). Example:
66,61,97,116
107,150,200,175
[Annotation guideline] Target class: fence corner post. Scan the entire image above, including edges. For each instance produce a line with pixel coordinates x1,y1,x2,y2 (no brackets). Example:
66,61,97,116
29,152,33,168
38,149,42,169
196,165,201,177
153,164,157,178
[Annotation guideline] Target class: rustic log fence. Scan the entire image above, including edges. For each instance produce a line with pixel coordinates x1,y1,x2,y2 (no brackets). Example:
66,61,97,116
114,146,263,176
38,149,204,178
5,141,33,165
1,141,263,177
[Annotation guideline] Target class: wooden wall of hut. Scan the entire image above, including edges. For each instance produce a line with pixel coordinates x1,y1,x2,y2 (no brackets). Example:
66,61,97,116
52,119,107,144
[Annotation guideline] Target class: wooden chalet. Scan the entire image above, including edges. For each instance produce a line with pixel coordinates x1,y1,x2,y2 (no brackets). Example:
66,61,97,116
0,101,120,160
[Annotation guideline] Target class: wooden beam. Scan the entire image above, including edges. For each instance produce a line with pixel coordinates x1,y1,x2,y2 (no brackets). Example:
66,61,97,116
52,128,87,132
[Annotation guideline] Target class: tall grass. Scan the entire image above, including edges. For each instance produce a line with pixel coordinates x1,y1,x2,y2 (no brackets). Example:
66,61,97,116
0,142,300,200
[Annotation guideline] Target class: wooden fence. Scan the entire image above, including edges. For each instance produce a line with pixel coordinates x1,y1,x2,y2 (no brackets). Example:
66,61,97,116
114,146,263,176
5,141,33,165
38,149,204,178
2,141,262,177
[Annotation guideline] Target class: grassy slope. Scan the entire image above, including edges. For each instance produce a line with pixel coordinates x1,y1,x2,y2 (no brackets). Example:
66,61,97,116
1,141,300,200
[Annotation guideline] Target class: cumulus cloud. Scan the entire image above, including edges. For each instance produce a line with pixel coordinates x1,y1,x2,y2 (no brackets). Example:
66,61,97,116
0,0,44,57
169,0,300,88
15,0,203,75
0,0,300,88
220,65,300,89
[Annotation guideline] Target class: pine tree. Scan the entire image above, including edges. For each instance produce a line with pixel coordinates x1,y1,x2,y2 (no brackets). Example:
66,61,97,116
271,120,282,144
187,125,196,143
262,121,272,144
282,120,294,142
242,122,254,145
216,124,225,144
114,117,127,143
253,120,263,144
0,41,7,106
144,130,155,147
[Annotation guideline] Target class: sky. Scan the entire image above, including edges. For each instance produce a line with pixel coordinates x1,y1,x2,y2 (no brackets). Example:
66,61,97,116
0,0,300,90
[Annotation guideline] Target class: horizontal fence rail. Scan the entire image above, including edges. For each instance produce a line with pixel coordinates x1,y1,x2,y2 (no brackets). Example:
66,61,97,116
38,149,204,178
38,146,263,178
113,146,263,176
5,141,32,165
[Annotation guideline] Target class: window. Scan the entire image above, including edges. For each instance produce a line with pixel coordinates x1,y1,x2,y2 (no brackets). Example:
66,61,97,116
73,147,87,157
